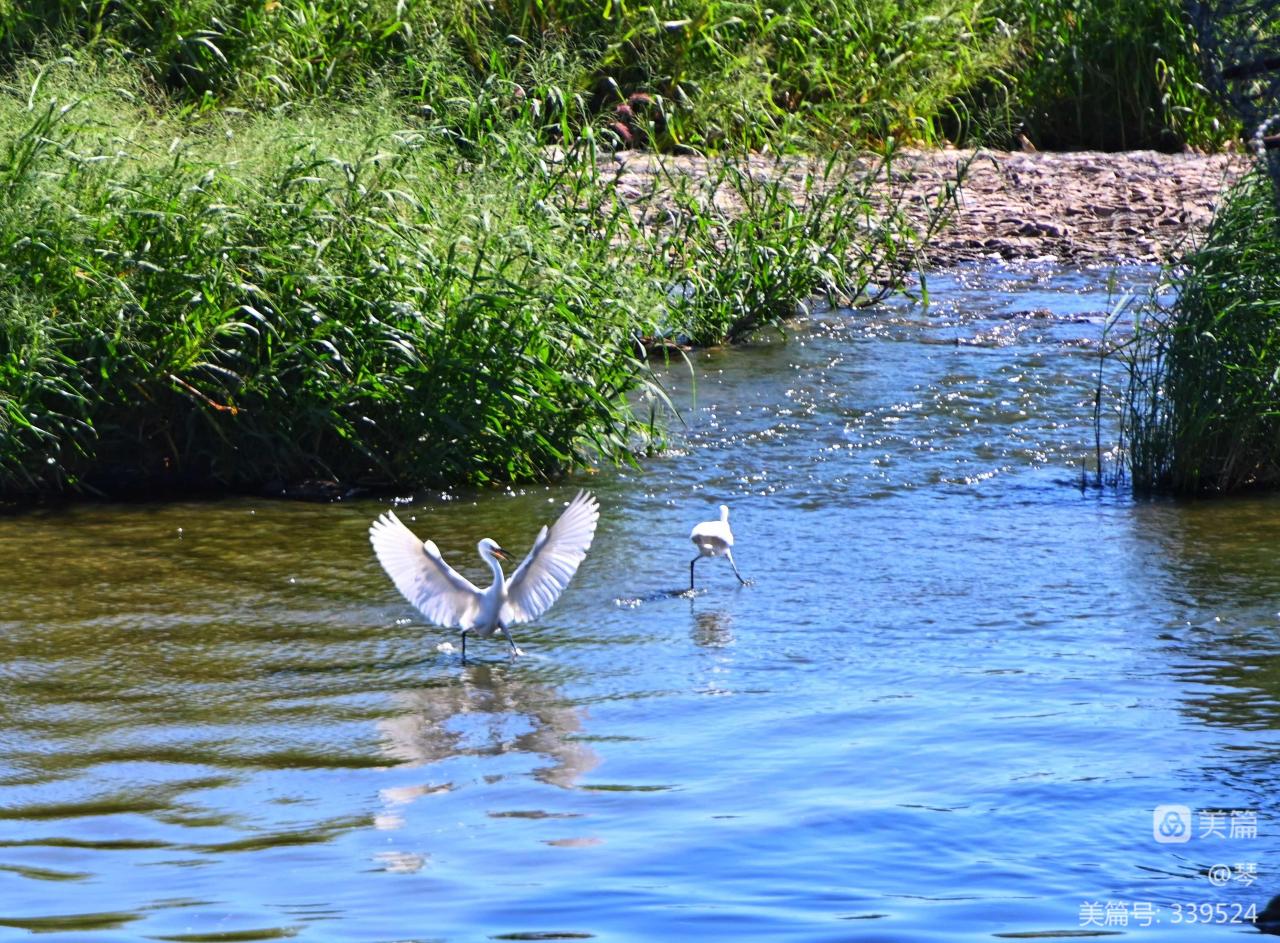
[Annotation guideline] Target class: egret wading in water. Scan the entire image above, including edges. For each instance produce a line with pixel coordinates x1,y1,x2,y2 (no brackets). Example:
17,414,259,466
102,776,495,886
689,504,747,590
369,491,600,660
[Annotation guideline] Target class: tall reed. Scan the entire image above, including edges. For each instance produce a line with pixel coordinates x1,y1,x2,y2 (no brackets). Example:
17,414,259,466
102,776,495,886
0,62,663,495
986,0,1235,151
0,59,940,497
0,0,1232,150
628,149,961,346
1124,166,1280,495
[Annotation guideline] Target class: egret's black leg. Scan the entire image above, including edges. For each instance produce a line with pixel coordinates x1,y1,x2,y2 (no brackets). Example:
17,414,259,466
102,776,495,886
690,556,700,591
460,628,470,663
726,550,747,585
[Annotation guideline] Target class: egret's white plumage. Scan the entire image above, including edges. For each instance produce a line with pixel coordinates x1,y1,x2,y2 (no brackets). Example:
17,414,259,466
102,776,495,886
689,503,746,590
370,491,599,658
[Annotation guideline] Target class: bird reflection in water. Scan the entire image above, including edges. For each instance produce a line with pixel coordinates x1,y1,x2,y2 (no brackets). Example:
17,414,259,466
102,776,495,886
692,609,734,649
378,663,600,792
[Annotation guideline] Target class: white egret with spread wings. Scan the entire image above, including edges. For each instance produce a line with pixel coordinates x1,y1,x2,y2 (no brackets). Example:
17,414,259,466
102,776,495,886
370,491,600,659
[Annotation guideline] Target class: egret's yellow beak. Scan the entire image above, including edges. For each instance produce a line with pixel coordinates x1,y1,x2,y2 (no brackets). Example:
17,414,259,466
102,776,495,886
491,546,511,561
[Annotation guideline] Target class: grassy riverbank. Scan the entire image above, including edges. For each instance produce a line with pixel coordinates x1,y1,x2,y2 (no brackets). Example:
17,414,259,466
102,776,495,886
0,1,1237,497
0,59,938,497
0,0,1233,151
1126,166,1280,495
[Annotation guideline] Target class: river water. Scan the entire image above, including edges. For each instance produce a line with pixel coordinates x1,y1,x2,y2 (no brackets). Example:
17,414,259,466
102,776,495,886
0,263,1277,941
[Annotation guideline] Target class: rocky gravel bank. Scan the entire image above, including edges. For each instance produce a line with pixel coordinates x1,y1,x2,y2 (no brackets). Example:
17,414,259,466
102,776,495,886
605,149,1250,268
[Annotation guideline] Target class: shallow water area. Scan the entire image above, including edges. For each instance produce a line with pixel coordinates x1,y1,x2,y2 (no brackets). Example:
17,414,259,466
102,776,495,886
1,262,1278,941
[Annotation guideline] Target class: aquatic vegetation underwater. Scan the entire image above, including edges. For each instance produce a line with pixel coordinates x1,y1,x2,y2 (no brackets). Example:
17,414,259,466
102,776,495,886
1125,166,1280,495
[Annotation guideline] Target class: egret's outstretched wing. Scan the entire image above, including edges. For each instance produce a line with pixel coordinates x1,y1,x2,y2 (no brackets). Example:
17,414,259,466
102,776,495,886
370,511,483,628
502,491,599,625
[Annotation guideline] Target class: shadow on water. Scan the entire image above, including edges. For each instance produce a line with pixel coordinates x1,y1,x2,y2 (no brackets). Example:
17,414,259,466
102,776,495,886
1123,496,1280,826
